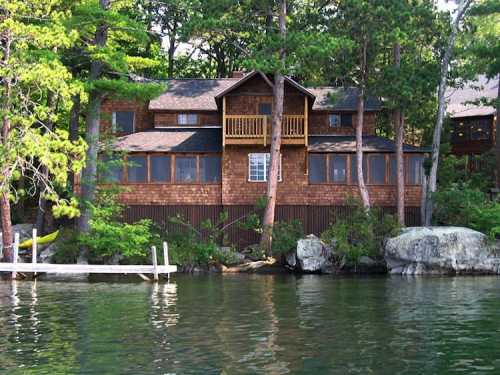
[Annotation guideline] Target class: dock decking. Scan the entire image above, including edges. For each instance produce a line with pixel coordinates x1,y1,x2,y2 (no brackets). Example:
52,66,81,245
0,230,176,281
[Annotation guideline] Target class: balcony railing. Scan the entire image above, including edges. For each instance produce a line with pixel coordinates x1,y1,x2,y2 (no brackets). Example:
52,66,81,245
224,115,306,145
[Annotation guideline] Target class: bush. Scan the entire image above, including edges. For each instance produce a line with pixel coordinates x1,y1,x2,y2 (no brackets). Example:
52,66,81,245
77,189,160,264
321,200,400,265
271,219,303,256
433,183,500,238
166,229,218,266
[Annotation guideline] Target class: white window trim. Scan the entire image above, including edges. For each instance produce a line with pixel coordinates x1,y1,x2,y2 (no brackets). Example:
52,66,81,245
178,113,199,125
112,111,135,133
329,114,340,128
248,153,282,182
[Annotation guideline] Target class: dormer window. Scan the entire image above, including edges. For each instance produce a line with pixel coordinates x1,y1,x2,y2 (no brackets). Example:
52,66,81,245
112,111,134,134
329,113,353,128
178,113,198,125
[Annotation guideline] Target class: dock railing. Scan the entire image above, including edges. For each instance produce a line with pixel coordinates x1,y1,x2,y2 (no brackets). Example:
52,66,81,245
0,231,176,282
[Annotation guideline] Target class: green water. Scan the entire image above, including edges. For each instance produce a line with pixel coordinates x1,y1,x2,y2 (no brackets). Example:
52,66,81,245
1,275,500,374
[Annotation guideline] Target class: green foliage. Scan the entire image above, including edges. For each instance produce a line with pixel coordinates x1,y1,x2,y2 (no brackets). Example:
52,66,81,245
166,229,218,267
78,189,159,263
271,219,303,256
321,200,400,265
433,183,500,238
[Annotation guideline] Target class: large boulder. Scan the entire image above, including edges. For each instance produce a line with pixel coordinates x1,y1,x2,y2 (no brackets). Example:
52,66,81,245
384,227,500,275
287,234,335,273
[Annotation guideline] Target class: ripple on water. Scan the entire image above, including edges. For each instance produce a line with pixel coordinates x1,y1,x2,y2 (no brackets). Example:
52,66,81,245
0,276,499,374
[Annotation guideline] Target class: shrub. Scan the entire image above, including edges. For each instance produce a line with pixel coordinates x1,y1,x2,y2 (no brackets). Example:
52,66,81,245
271,219,303,256
166,228,218,266
77,189,160,264
321,200,400,265
433,183,500,238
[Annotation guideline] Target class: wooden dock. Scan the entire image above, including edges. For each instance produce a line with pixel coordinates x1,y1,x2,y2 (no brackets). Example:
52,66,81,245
0,230,177,281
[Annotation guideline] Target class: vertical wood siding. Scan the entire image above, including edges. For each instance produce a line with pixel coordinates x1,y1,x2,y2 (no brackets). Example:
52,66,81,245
124,205,420,249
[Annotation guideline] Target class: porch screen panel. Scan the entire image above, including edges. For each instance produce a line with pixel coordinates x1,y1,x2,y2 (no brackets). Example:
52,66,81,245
330,155,347,183
200,155,221,183
407,155,424,185
127,155,147,183
150,155,171,182
350,155,367,184
99,155,123,183
175,156,197,182
369,154,386,184
389,155,397,184
309,154,327,183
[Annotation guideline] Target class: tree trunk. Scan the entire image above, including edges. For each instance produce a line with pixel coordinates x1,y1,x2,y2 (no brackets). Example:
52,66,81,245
423,0,472,226
68,93,81,192
260,0,286,256
356,38,370,209
495,75,500,189
167,36,176,78
394,42,405,225
35,91,56,235
76,0,109,260
1,30,13,262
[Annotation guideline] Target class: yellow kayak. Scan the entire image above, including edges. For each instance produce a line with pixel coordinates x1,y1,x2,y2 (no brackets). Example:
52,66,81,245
19,230,59,249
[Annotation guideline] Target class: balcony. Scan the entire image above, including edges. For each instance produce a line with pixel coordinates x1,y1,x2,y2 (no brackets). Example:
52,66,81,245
223,115,307,146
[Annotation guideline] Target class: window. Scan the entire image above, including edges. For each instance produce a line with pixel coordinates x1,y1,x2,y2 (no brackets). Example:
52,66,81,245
200,155,221,183
340,114,353,127
329,114,353,128
368,154,386,184
330,155,347,183
178,113,198,125
350,155,367,184
127,155,147,183
99,154,123,183
175,156,197,182
470,119,491,140
309,154,327,183
112,111,134,134
329,114,340,128
452,121,468,143
259,103,272,115
407,155,423,185
150,155,171,183
248,153,282,182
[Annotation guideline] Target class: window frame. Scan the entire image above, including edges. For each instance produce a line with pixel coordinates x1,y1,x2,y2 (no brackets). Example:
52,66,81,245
366,153,388,185
112,111,135,134
149,154,172,184
177,113,199,126
124,153,149,184
308,153,328,184
199,154,222,183
405,154,424,186
329,154,348,184
248,153,282,183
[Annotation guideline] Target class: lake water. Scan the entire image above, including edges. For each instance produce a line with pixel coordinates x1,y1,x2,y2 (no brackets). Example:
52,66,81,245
1,275,500,374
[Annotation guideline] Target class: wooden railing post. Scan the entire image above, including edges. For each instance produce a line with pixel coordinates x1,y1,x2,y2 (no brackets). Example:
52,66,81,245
222,96,226,147
263,116,267,146
163,241,169,266
151,246,159,282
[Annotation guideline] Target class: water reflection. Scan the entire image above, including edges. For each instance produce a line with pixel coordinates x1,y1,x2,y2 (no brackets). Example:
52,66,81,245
0,276,499,374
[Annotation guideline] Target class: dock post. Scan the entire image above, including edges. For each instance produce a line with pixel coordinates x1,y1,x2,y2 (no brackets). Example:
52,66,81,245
12,232,19,280
32,228,38,278
152,246,159,282
163,242,169,266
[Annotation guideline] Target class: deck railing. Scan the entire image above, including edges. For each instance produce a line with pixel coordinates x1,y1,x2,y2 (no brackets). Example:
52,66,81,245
224,115,305,145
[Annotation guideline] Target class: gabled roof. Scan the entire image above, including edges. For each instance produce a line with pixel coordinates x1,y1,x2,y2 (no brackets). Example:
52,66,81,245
112,129,222,153
308,135,429,153
214,71,315,99
446,75,498,118
149,78,240,111
307,87,381,111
